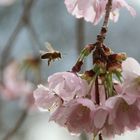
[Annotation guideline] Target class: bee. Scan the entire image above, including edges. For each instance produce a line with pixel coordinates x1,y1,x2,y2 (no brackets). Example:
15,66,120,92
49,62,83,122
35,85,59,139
40,42,62,66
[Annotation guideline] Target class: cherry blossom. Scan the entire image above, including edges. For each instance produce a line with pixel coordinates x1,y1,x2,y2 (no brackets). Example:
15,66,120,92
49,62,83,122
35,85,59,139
50,98,96,134
33,0,140,139
34,71,140,138
33,72,89,110
45,72,88,101
64,0,136,25
34,84,63,111
122,57,140,96
102,94,140,137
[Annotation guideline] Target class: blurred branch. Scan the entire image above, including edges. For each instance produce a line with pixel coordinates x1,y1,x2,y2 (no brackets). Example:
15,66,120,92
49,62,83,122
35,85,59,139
76,19,86,71
2,108,28,140
0,19,23,69
0,0,42,70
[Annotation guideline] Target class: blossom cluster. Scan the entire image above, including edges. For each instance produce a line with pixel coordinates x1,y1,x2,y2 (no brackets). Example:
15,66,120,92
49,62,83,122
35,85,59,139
34,54,140,138
33,0,139,139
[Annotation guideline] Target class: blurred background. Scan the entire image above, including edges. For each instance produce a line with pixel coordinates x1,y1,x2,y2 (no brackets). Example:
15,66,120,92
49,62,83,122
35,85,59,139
0,0,140,140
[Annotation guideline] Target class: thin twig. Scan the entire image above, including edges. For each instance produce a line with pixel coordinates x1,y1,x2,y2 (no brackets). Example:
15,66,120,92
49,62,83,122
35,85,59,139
98,0,113,43
2,109,28,140
95,76,100,105
102,0,113,29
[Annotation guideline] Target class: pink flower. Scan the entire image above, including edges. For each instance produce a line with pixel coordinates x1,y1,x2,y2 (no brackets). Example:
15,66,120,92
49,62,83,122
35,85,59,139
122,57,140,96
33,84,63,111
0,61,33,100
33,72,88,111
64,0,136,25
47,72,88,101
50,98,95,133
34,64,140,137
102,94,140,137
91,106,109,136
50,98,109,135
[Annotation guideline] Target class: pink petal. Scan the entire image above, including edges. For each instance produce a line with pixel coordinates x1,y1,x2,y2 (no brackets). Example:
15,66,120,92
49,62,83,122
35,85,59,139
33,85,62,111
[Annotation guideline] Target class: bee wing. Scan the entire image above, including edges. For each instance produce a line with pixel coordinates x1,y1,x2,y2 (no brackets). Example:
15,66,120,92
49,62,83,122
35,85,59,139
45,42,55,52
39,50,46,55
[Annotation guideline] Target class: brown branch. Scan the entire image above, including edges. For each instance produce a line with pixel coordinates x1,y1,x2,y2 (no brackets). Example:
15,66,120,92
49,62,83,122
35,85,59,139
95,76,100,105
97,0,113,43
2,109,28,140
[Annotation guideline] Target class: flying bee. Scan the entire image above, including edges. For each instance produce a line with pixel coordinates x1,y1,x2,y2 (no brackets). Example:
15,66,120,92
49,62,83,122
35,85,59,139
40,42,62,66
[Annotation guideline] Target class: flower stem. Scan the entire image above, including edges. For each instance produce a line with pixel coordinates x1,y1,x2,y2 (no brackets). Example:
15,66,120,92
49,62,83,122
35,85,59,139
95,76,100,105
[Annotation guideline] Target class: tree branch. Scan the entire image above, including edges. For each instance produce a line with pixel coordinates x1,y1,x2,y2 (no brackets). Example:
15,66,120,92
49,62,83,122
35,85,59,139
98,0,113,43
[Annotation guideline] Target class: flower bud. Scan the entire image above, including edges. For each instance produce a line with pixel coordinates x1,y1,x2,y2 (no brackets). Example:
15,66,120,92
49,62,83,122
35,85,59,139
103,45,112,55
94,59,106,69
107,62,122,72
116,53,127,62
108,53,127,62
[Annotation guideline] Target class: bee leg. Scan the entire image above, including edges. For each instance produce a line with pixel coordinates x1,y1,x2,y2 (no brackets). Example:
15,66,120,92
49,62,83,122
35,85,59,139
48,59,51,66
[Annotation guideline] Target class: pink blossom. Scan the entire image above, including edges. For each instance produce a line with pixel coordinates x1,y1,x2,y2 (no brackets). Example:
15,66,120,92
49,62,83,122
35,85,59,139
122,57,140,96
64,0,136,25
33,72,88,111
90,106,109,137
34,65,140,137
50,98,95,133
50,98,109,135
33,84,63,111
102,94,140,137
0,61,33,100
48,72,88,101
